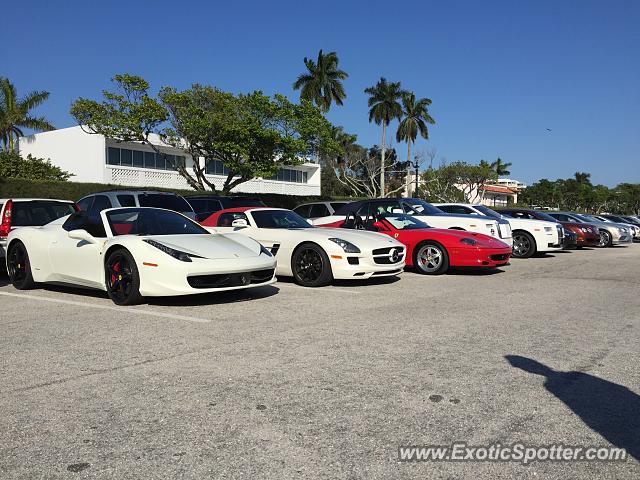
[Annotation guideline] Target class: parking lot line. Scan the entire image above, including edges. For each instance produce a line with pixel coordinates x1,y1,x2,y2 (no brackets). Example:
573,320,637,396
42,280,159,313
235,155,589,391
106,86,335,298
0,291,211,324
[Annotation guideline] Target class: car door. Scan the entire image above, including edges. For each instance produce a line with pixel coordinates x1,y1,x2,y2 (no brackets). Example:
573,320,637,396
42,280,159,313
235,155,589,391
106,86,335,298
48,212,106,288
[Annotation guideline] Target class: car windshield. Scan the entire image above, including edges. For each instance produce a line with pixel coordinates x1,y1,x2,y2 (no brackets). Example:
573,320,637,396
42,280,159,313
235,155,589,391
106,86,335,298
251,209,312,229
473,205,502,219
575,214,599,223
106,208,208,236
11,201,76,226
404,199,443,215
383,214,430,230
138,194,194,215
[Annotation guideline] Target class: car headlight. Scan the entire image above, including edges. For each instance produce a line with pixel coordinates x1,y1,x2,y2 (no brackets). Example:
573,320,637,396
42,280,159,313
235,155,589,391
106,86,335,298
328,237,361,253
460,237,477,246
143,239,201,262
260,244,273,256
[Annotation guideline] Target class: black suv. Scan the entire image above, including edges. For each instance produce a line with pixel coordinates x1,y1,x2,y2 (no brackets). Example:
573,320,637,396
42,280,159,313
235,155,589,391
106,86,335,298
185,195,265,222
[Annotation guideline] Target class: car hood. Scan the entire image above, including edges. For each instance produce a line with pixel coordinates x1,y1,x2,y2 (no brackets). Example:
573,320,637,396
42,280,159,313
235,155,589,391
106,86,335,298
313,227,404,248
142,233,259,259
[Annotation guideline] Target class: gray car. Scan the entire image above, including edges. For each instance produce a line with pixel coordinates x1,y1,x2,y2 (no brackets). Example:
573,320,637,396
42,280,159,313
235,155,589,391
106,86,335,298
546,212,632,247
77,190,196,221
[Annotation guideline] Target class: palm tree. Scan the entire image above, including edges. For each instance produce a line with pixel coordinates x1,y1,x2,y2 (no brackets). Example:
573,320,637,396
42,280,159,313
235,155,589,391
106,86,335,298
490,157,512,176
396,91,435,168
364,77,404,196
0,78,55,151
293,50,348,112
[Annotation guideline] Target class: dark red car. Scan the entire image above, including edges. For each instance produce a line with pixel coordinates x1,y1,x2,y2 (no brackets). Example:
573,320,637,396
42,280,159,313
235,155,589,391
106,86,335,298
500,209,600,248
322,211,511,275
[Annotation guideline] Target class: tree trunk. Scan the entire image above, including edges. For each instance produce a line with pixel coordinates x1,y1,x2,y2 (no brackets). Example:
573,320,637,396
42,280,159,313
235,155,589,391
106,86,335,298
380,123,386,198
406,140,412,197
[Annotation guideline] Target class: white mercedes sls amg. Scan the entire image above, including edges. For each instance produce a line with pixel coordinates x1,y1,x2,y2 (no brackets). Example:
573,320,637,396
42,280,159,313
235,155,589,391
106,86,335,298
5,207,277,305
201,207,406,287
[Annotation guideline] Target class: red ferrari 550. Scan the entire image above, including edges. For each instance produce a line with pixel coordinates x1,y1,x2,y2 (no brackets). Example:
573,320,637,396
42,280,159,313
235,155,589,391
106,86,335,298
322,212,512,275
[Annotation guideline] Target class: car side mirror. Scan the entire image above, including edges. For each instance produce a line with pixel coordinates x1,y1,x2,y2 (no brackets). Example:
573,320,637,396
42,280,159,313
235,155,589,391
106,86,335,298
68,229,97,244
231,219,248,228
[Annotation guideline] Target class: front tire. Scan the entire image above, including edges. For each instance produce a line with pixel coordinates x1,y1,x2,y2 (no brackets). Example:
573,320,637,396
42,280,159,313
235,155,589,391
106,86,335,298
105,249,143,305
512,231,537,258
7,241,36,290
292,243,333,287
598,230,612,247
413,241,449,275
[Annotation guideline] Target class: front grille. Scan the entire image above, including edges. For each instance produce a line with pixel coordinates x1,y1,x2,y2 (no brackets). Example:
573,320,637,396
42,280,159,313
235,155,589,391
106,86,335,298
374,254,405,264
372,247,394,255
490,254,509,261
187,268,275,289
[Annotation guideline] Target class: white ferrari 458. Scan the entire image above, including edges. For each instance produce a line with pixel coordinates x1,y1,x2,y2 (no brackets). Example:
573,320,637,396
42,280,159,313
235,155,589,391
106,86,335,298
5,207,277,305
201,207,406,287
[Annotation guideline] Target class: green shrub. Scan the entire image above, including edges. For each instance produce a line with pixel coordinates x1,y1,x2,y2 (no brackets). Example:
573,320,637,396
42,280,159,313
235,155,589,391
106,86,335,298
0,151,73,181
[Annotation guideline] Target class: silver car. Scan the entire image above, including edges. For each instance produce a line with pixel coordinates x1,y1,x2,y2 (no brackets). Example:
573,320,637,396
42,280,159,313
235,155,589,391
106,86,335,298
547,212,632,247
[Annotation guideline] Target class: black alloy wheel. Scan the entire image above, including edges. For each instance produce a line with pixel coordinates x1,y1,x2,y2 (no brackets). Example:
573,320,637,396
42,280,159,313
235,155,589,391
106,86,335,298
292,243,333,287
7,242,35,290
511,231,536,258
105,249,143,305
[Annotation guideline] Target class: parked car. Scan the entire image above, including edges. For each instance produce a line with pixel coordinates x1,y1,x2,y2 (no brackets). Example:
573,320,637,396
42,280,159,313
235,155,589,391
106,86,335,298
324,209,511,274
1,198,77,260
185,195,265,222
546,212,632,247
293,201,350,220
313,198,503,242
433,203,513,247
6,207,276,305
595,214,640,242
201,207,406,287
77,191,196,220
499,208,599,249
434,203,564,258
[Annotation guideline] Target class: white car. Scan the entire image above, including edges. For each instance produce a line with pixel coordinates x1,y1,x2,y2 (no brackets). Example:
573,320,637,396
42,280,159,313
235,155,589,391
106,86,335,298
293,201,350,220
202,207,406,287
312,198,504,243
5,207,276,305
435,203,563,258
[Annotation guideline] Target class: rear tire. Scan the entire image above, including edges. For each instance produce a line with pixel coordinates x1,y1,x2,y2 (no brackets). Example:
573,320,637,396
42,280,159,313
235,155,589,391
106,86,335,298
292,243,333,287
105,249,143,305
413,241,449,275
512,231,537,258
7,241,36,290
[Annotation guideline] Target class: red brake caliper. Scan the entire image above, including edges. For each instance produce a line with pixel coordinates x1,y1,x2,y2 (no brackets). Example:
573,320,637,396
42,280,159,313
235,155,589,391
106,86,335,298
111,262,119,285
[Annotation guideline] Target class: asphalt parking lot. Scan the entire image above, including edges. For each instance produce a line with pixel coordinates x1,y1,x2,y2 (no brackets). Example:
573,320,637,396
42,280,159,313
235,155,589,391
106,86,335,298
1,245,639,479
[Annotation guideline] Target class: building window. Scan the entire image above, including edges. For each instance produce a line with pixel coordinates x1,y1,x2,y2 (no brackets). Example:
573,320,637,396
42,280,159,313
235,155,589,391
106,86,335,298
106,147,186,171
268,167,308,183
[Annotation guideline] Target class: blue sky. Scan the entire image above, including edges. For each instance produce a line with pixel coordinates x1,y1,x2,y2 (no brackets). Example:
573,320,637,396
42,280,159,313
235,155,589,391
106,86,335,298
3,0,639,186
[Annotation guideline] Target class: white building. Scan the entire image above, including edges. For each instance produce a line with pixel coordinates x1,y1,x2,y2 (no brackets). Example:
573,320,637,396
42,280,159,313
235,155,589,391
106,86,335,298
18,126,321,196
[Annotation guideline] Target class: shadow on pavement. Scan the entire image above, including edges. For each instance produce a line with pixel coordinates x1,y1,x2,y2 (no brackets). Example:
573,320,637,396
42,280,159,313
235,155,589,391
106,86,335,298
505,355,640,462
148,284,279,306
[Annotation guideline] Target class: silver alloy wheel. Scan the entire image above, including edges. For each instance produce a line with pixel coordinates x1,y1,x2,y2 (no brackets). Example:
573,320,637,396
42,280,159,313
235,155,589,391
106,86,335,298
417,245,443,272
598,230,611,247
512,234,531,257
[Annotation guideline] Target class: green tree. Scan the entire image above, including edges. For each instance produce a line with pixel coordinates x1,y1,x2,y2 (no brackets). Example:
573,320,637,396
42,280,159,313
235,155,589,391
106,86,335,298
364,77,404,196
71,74,338,193
0,150,72,181
293,50,348,112
0,78,55,151
396,91,435,167
419,160,497,203
490,157,512,176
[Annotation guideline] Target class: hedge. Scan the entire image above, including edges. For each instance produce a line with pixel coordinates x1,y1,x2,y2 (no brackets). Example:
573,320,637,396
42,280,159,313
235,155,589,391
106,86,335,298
0,177,360,209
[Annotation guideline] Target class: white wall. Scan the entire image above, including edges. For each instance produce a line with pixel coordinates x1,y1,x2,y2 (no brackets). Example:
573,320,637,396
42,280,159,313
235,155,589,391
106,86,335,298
19,126,105,183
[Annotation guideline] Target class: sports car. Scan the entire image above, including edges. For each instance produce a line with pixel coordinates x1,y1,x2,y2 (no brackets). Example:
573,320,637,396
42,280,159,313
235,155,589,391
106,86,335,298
6,207,276,305
201,207,406,287
320,210,511,274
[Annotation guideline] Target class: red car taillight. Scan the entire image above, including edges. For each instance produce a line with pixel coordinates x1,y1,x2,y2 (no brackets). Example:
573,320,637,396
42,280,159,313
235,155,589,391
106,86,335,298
0,199,13,238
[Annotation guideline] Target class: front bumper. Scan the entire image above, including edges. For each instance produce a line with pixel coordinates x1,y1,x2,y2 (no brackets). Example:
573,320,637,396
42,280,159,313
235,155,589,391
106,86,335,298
448,246,512,268
331,247,405,280
138,255,277,296
575,232,600,247
612,234,633,245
